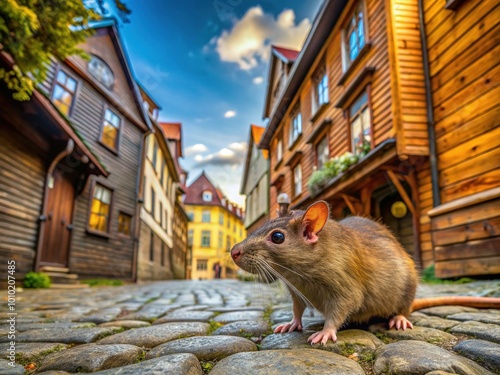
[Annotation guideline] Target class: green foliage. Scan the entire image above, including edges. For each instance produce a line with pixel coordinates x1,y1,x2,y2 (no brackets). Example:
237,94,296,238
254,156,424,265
421,264,474,284
200,360,217,374
81,278,124,287
308,151,362,193
23,272,51,288
0,0,130,101
207,320,223,335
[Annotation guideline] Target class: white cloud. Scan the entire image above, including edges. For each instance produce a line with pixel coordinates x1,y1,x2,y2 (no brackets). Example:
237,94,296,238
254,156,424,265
224,110,236,118
193,142,247,168
210,6,311,70
252,76,264,84
185,143,208,156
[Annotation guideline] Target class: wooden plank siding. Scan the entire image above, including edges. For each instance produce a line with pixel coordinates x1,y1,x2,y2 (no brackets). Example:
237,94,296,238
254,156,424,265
423,0,500,277
0,124,46,278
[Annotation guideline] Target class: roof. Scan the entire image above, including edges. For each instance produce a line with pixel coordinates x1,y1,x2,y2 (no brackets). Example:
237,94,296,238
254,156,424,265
185,171,244,220
260,0,349,148
160,122,182,141
240,125,268,194
272,45,300,63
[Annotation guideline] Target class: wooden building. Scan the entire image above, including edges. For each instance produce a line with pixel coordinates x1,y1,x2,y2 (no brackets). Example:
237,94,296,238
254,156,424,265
0,52,108,281
160,122,190,279
240,125,270,234
0,18,155,282
184,172,246,280
259,0,499,277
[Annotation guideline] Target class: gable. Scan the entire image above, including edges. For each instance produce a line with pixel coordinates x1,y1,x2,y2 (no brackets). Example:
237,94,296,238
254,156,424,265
66,27,147,130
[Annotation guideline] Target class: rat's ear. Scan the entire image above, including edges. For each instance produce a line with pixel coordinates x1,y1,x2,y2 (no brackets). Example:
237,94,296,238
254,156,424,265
301,201,329,244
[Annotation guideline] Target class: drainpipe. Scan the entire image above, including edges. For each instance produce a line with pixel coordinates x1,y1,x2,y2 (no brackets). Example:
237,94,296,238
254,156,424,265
418,0,441,208
34,139,75,271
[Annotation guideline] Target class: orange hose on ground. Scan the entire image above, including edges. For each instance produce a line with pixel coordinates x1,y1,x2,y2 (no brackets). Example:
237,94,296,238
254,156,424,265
411,297,500,311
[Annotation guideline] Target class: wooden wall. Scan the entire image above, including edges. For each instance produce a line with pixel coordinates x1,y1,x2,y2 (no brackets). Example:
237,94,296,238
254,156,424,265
0,122,46,278
424,0,499,277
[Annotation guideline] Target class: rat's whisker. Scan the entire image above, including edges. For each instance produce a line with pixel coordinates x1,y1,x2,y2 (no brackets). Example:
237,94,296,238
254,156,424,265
265,259,308,279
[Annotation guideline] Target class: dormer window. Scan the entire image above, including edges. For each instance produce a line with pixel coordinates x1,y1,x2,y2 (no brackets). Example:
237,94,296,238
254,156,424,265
88,55,114,90
202,190,213,202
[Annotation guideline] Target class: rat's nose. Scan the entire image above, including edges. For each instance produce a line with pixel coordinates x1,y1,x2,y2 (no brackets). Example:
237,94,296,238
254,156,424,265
231,246,242,261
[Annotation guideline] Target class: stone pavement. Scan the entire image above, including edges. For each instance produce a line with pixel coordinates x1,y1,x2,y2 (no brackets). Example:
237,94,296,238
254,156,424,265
1,279,499,374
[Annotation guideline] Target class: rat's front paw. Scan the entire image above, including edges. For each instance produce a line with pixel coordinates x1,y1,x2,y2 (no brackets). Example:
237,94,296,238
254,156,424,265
307,328,337,345
389,314,413,330
274,318,303,333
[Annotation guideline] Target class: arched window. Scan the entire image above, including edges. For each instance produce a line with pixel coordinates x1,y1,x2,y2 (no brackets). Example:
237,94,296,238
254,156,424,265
202,190,213,202
88,55,114,89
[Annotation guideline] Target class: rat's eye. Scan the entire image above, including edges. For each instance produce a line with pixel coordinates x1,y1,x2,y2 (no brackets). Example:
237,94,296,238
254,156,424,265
271,231,285,244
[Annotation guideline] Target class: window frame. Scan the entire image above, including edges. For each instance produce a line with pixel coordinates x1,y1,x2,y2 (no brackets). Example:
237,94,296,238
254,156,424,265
86,179,114,237
150,187,156,220
289,105,302,148
316,136,330,170
202,210,211,223
293,164,303,198
276,138,283,164
201,230,211,248
197,259,208,271
117,211,133,237
88,55,115,90
99,105,122,154
347,88,374,155
342,0,369,72
202,190,213,202
312,65,329,115
50,66,79,117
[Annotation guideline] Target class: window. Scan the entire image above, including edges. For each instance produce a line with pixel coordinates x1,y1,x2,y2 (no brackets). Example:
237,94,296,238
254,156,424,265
293,164,302,197
161,242,166,267
88,55,114,89
276,139,283,162
149,232,155,261
100,108,121,151
202,210,211,223
88,183,112,232
165,207,170,233
159,201,163,226
227,217,231,228
150,188,156,219
201,230,211,247
152,140,158,169
289,108,302,145
219,213,224,225
344,2,366,67
51,70,77,116
226,235,231,251
197,259,208,271
187,211,194,221
202,190,213,202
349,91,371,155
118,212,132,236
160,159,165,186
218,231,223,248
188,229,193,246
313,70,329,113
316,137,329,169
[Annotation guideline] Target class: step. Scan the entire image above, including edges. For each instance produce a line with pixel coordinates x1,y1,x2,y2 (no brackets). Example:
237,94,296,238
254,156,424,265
49,283,89,289
39,266,70,273
46,273,80,284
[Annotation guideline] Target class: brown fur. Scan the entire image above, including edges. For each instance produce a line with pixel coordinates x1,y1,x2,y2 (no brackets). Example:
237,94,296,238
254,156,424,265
233,207,418,329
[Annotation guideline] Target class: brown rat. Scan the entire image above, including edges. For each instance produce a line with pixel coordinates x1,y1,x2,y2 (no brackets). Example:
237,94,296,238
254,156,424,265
230,200,500,345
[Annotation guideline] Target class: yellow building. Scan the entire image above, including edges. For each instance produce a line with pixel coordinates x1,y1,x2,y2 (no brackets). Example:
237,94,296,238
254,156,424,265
184,172,246,280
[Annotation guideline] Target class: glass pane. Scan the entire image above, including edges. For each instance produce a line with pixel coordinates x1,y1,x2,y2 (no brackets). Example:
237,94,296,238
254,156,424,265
101,188,111,204
66,77,76,93
91,199,101,215
111,112,120,127
362,107,371,143
349,31,358,61
104,109,113,122
89,213,99,230
102,123,118,149
56,70,67,84
100,202,110,216
358,19,365,50
94,186,103,200
351,117,362,153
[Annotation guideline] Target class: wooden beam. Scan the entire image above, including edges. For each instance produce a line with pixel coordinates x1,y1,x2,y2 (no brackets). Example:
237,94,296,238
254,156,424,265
341,194,362,215
387,170,415,216
361,186,372,216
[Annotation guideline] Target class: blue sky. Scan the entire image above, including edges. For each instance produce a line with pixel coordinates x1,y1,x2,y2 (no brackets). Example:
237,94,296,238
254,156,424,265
119,0,322,206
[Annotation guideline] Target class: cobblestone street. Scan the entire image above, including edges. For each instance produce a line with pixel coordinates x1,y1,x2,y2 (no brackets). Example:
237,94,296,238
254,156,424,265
1,279,499,374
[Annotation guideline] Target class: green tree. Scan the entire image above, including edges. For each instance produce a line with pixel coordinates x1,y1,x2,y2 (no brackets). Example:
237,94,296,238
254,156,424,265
0,0,129,101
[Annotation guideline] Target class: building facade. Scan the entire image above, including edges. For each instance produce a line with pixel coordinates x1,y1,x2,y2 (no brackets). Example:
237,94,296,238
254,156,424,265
185,172,246,280
259,0,499,277
240,125,270,234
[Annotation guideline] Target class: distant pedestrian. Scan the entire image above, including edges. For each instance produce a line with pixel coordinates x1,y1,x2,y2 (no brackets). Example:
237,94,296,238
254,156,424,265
213,262,221,279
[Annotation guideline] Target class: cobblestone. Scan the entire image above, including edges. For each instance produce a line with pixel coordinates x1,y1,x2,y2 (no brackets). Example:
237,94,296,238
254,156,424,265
1,279,498,374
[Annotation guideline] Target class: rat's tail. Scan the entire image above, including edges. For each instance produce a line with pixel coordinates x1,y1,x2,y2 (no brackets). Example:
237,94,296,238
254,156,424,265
411,297,500,311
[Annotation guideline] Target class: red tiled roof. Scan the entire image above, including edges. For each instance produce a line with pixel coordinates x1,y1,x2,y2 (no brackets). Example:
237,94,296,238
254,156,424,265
272,45,300,63
250,124,268,159
160,122,182,141
185,171,244,220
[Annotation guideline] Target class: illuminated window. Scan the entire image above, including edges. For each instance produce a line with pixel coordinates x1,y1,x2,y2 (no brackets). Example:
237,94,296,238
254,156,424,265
88,184,112,232
88,55,114,89
51,70,77,116
293,164,302,197
349,91,371,155
118,212,132,236
101,108,121,150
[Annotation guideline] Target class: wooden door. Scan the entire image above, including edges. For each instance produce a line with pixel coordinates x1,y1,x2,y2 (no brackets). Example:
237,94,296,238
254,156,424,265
40,167,75,266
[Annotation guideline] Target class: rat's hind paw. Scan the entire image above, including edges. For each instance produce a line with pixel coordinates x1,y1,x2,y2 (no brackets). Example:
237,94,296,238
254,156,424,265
274,318,303,333
307,328,337,345
389,315,413,330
